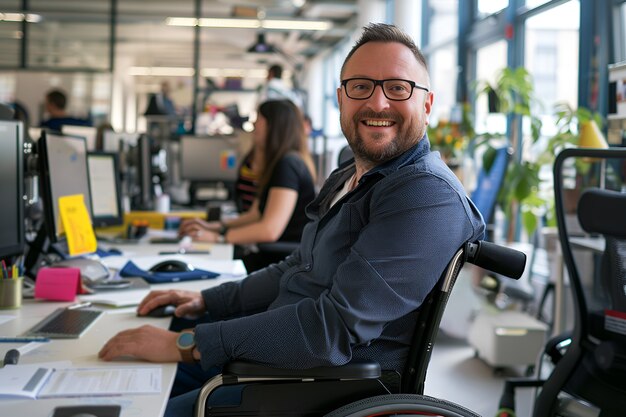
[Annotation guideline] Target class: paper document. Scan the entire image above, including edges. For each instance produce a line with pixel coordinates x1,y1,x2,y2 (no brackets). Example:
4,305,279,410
0,364,161,399
79,288,151,307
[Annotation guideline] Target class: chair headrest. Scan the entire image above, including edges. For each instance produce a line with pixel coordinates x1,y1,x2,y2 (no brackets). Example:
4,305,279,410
578,189,626,237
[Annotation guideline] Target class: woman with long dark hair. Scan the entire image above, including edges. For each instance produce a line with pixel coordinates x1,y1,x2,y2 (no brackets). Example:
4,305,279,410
179,99,316,271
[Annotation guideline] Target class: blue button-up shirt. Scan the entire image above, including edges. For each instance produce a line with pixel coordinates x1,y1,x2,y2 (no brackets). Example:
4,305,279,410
196,137,485,372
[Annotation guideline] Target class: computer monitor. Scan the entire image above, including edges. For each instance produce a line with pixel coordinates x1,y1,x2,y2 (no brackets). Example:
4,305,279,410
102,131,139,152
0,121,25,259
87,152,124,228
61,125,97,151
180,135,240,182
38,131,93,243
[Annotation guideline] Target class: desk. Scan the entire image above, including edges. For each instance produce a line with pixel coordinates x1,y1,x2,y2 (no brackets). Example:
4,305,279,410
0,247,246,416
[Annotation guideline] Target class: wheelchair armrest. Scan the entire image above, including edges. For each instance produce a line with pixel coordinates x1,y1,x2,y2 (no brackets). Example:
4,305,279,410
223,359,381,380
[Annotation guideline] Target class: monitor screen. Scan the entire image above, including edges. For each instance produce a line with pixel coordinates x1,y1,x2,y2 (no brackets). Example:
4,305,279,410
180,135,240,182
61,125,98,151
87,152,124,228
102,131,139,152
39,132,92,242
0,121,25,259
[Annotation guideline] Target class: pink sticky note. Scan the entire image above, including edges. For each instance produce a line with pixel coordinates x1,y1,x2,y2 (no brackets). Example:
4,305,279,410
35,268,81,301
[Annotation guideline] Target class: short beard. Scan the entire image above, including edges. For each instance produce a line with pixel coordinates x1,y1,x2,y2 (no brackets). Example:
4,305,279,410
340,109,426,166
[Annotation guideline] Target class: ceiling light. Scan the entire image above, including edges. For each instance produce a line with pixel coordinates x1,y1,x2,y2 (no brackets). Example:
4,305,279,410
165,17,197,26
262,19,330,31
0,13,42,23
198,18,260,29
166,16,331,31
128,66,267,79
247,33,275,54
129,67,195,77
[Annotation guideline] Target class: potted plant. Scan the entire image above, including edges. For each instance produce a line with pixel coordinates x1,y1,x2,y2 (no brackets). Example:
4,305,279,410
427,103,474,183
475,66,604,239
474,67,544,239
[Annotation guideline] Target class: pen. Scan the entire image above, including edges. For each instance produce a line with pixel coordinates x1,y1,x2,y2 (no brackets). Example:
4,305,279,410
159,250,211,255
0,337,51,343
67,301,92,310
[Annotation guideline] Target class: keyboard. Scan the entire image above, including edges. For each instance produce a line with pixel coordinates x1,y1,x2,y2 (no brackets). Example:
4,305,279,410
24,308,103,339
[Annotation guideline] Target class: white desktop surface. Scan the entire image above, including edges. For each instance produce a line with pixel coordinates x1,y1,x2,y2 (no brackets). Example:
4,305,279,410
0,246,245,416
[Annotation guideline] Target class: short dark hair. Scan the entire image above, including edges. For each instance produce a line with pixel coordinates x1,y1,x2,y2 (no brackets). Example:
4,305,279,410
269,64,283,79
46,89,67,110
340,23,428,78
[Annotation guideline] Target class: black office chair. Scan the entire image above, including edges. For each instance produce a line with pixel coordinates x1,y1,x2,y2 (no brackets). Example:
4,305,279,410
337,145,354,166
194,240,526,417
498,147,626,417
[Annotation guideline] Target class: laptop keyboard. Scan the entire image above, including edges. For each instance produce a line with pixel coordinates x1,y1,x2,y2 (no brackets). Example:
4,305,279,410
25,308,103,339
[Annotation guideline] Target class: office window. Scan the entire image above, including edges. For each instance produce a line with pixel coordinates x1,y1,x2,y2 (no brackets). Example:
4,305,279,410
477,0,508,17
429,45,458,124
427,0,458,44
26,11,110,70
424,1,459,125
616,2,626,62
0,0,21,6
474,40,507,136
0,21,21,68
524,0,579,141
524,0,552,8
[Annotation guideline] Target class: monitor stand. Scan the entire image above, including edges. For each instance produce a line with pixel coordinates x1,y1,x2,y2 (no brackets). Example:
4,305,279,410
24,224,68,279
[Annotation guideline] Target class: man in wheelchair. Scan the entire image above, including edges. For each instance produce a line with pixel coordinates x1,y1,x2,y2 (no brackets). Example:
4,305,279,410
99,23,486,416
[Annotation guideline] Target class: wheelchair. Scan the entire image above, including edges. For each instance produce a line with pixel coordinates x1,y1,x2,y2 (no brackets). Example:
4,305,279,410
193,240,527,417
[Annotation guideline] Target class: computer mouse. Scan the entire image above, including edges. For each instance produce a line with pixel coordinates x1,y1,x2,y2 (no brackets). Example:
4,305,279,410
144,304,177,318
106,247,123,255
149,259,194,273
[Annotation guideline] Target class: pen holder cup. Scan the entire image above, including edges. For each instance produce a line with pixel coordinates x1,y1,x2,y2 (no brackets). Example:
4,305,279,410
0,277,23,309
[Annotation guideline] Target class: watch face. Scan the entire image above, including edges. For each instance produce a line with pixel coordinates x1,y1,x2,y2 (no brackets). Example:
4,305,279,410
177,332,195,348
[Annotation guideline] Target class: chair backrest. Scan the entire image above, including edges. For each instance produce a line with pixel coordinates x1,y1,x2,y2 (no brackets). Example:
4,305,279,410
402,241,526,395
535,147,626,417
401,246,467,394
470,146,510,226
578,188,626,312
337,145,354,165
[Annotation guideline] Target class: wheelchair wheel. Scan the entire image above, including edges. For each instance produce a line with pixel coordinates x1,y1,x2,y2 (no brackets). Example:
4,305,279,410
324,394,481,417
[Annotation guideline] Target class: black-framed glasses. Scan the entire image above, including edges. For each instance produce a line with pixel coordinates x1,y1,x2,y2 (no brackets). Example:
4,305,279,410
341,78,429,101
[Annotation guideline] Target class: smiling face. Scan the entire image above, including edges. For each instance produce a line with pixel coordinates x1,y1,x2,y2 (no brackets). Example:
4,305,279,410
337,41,433,169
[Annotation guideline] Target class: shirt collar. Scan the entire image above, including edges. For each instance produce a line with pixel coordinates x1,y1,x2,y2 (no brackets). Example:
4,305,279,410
359,134,431,181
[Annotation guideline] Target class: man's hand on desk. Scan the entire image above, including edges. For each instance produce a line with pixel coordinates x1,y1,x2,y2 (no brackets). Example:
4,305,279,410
137,289,206,319
98,325,182,362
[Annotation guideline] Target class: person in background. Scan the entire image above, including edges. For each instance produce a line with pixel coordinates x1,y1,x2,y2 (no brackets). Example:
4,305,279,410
180,99,316,272
99,23,485,417
257,64,303,108
145,80,177,117
40,89,92,132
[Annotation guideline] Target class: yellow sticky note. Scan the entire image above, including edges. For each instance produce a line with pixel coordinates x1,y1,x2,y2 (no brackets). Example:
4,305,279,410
58,194,97,256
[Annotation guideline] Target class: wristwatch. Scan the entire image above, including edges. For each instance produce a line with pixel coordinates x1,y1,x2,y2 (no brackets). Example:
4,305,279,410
176,329,197,363
217,222,228,243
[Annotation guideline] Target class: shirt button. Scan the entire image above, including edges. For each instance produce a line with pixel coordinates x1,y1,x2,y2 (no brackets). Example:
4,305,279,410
303,264,311,271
